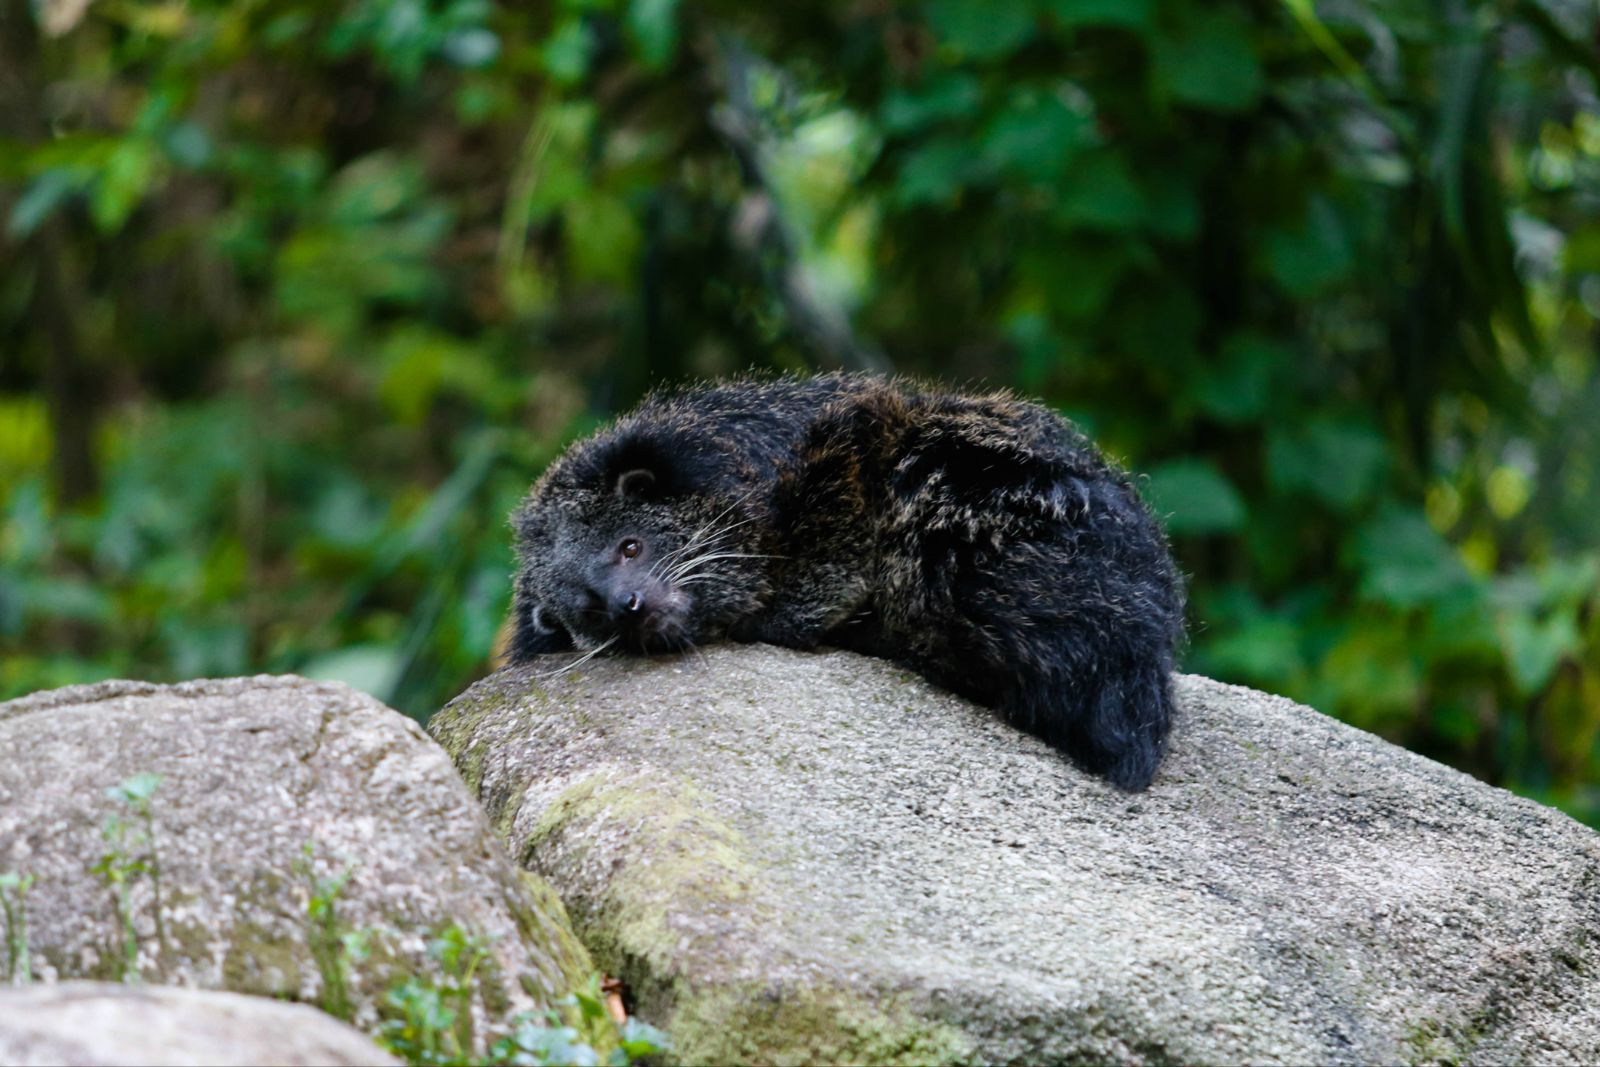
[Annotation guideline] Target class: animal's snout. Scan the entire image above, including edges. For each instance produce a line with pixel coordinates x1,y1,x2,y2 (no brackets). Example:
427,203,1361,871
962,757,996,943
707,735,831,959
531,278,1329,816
591,580,647,623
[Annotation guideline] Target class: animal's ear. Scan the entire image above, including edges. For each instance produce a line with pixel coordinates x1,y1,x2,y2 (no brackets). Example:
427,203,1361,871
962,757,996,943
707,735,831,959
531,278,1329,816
510,602,574,661
615,467,658,501
581,427,702,497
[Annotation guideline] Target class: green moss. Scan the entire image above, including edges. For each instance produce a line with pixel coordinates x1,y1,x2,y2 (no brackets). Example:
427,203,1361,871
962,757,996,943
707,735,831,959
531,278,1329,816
512,870,598,997
526,772,974,1065
432,680,550,830
221,921,306,995
453,740,487,795
526,774,762,937
1399,1011,1495,1067
430,689,515,767
664,981,974,1066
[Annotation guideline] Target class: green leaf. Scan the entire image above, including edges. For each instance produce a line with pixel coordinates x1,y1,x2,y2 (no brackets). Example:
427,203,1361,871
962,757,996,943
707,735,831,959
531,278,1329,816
1266,417,1390,511
617,1018,672,1058
13,575,113,625
543,18,595,85
1263,195,1354,297
1053,150,1143,230
109,773,164,805
563,193,642,284
893,137,983,206
379,326,501,425
1142,459,1247,535
925,0,1036,59
1352,507,1471,609
1194,614,1305,684
1419,582,1500,661
1564,225,1600,273
301,644,404,703
979,89,1094,181
1038,0,1151,31
7,169,82,238
1499,609,1581,697
1194,333,1292,424
625,0,679,70
442,28,500,68
326,152,427,225
162,122,213,168
1141,168,1201,239
1112,284,1200,367
1151,13,1263,112
1026,237,1132,321
523,102,598,220
881,73,982,134
1533,555,1600,610
1316,621,1423,731
91,140,161,233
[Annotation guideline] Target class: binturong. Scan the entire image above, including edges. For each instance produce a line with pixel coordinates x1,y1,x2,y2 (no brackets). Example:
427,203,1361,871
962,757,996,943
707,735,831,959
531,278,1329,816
510,374,1186,791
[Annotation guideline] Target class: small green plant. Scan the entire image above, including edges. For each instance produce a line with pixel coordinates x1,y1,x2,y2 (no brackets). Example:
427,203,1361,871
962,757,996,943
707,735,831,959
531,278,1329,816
294,843,370,1022
0,872,35,985
89,772,166,982
485,975,670,1067
375,925,669,1067
378,923,493,1065
279,858,668,1067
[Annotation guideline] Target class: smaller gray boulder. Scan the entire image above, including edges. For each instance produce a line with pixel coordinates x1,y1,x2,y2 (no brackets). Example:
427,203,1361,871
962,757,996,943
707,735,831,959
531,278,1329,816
0,981,399,1066
0,676,596,1054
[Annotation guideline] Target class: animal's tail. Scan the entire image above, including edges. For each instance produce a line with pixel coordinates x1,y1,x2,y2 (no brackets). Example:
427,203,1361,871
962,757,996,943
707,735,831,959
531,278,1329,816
1003,638,1177,791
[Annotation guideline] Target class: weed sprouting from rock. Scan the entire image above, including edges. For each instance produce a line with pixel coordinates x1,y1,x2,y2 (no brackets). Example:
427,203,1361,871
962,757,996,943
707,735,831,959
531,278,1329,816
375,927,671,1067
485,975,670,1067
294,842,370,1022
287,842,670,1067
378,923,492,1064
89,772,166,981
0,872,35,985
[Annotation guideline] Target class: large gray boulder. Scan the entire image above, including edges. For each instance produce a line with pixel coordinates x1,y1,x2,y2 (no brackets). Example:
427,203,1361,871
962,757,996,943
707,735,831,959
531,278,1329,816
432,645,1600,1066
0,677,595,1052
0,982,398,1066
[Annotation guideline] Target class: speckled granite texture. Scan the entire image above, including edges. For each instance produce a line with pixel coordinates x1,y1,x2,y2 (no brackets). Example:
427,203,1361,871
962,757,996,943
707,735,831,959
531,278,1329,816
434,645,1600,1065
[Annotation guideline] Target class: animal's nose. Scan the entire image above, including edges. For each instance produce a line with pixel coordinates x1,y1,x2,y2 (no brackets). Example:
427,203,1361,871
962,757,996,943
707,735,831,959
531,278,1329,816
611,590,645,618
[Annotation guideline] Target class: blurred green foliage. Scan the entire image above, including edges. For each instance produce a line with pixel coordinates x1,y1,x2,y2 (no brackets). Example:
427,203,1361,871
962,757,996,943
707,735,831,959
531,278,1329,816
2,0,1597,818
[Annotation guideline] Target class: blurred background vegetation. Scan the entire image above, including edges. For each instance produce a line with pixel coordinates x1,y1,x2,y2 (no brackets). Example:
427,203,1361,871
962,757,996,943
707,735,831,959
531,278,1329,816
1,0,1597,817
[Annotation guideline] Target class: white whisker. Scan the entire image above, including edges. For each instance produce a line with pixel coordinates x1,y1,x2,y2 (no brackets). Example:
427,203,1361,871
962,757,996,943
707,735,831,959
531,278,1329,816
666,550,784,583
676,492,761,553
536,635,619,679
649,501,757,580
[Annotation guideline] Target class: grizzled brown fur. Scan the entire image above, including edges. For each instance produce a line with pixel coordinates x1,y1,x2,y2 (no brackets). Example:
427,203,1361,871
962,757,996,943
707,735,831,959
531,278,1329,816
510,374,1185,790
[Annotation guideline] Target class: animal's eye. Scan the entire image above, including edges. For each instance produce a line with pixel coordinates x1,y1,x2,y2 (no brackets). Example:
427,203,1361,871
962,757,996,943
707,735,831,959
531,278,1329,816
620,538,643,559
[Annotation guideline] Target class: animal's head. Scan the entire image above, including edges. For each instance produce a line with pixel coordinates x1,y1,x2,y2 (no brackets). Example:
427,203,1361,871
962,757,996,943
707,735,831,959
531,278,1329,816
510,420,771,660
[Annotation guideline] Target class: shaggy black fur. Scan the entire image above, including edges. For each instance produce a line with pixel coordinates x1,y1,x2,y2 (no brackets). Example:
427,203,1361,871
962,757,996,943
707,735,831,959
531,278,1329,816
510,374,1186,791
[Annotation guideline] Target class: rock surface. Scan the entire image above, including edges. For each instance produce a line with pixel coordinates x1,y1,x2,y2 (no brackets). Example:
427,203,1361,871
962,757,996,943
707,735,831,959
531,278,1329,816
433,645,1600,1066
0,981,398,1066
0,676,594,1049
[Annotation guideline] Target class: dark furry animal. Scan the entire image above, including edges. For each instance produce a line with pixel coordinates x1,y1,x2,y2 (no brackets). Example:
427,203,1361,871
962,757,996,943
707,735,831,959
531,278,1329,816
510,374,1185,791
